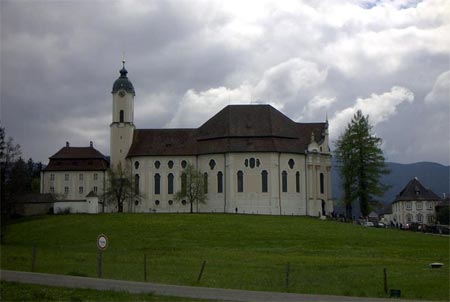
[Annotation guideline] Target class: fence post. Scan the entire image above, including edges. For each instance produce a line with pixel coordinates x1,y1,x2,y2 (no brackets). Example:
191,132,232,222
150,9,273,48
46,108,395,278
197,260,207,283
144,254,147,282
286,262,291,291
384,268,388,294
31,245,37,272
97,250,103,278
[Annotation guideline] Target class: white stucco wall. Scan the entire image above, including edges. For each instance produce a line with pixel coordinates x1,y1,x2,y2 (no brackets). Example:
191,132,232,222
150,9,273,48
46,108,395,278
126,151,333,216
391,200,437,226
41,170,106,203
54,201,87,214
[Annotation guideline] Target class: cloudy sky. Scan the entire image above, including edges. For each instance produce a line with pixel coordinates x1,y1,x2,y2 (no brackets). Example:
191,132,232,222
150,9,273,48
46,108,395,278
1,0,449,165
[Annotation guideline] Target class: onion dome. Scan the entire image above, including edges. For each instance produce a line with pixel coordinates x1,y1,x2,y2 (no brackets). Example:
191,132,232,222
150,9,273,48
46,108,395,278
112,60,135,95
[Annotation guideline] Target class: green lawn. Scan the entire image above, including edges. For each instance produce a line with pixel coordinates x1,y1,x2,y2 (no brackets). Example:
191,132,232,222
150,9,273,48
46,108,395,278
1,214,449,301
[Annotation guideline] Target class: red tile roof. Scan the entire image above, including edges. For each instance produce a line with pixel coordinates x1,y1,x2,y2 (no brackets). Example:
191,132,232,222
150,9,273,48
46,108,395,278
127,104,327,157
394,178,442,202
45,146,109,171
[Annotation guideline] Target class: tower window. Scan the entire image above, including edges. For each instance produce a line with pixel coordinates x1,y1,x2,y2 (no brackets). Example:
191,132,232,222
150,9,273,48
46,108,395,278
217,171,223,193
119,110,124,123
261,170,268,193
282,171,288,193
237,171,244,193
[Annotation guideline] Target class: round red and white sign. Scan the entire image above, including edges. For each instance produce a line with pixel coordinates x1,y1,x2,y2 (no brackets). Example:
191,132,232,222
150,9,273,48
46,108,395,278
97,234,108,251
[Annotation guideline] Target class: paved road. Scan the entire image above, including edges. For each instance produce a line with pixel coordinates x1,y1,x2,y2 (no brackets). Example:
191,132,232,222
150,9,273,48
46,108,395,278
1,270,421,302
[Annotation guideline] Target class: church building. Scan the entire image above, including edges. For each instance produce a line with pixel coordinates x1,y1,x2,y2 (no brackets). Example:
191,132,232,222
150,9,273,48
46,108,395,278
41,62,333,216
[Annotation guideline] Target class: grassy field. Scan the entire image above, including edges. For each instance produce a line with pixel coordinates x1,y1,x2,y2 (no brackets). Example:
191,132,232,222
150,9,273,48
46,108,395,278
0,281,205,301
1,213,448,301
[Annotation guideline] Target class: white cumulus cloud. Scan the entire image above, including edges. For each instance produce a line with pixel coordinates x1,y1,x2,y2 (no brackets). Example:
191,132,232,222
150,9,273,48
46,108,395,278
425,70,450,105
330,86,414,139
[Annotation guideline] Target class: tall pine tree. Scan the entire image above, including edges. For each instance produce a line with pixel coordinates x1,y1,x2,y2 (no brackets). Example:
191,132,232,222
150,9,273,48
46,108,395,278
335,110,389,218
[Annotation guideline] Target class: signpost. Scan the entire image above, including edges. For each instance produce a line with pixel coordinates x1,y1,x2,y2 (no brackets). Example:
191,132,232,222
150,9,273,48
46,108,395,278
97,234,108,278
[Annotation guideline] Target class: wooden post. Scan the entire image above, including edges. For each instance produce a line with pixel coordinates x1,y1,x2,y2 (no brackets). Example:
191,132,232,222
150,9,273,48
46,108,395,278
384,268,388,294
286,262,291,290
31,245,37,272
144,254,147,282
97,251,103,278
197,260,207,283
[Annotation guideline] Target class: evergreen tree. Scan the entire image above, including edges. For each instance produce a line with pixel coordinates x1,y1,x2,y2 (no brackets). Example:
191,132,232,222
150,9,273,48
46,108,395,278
335,110,389,218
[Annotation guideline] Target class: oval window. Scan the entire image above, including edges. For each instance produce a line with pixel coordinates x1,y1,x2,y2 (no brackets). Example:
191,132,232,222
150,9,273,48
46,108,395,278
168,160,174,169
154,161,160,169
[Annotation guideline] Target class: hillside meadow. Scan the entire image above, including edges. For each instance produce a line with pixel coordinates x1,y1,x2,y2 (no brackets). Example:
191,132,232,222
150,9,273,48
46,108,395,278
1,214,448,301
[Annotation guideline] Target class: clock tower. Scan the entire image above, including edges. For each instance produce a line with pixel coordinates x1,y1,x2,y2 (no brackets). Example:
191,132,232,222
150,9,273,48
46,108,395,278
110,60,135,169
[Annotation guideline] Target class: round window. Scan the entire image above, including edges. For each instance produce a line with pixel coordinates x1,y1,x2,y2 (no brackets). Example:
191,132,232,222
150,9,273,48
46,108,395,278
182,200,187,205
168,160,174,169
134,200,139,206
168,200,173,205
155,200,160,206
134,161,140,169
181,160,187,168
154,161,160,169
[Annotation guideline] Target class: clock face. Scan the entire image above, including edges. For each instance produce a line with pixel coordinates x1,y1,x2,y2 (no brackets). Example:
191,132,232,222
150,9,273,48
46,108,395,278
118,91,126,97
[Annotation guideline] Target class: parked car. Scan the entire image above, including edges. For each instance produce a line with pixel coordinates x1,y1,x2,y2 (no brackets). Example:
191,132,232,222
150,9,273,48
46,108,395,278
363,221,374,227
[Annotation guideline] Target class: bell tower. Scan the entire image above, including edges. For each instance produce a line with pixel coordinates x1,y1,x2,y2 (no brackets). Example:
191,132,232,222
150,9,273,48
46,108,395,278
110,60,135,169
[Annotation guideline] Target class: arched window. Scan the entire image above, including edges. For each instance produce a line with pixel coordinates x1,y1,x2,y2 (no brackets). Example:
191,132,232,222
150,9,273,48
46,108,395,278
249,158,256,168
119,110,124,123
288,159,295,169
261,170,268,193
154,161,160,169
217,171,223,193
296,171,300,193
168,173,174,194
209,160,216,170
417,214,423,223
320,173,325,194
282,171,288,193
204,173,208,194
154,174,160,195
181,172,187,195
407,214,412,223
134,174,140,195
237,170,244,193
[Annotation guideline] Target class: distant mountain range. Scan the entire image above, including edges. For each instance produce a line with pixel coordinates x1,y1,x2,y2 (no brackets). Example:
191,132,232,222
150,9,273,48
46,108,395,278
331,161,450,214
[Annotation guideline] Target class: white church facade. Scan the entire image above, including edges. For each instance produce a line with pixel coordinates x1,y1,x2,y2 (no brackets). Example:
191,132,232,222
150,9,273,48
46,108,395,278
41,62,333,216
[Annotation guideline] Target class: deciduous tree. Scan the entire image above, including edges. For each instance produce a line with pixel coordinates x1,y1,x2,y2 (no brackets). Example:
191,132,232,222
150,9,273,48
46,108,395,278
105,162,141,213
175,163,207,213
334,110,389,218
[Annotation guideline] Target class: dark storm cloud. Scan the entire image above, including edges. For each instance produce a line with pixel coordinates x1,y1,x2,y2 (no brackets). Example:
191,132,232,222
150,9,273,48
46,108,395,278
1,0,449,165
